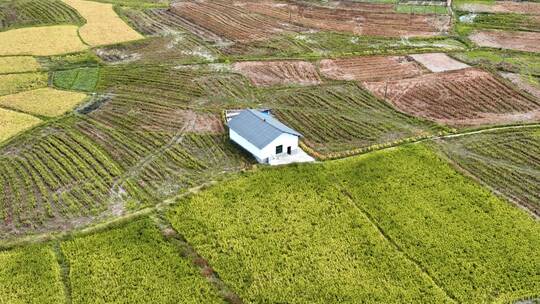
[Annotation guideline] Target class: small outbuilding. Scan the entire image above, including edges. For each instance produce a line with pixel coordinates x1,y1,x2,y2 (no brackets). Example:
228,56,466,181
227,109,313,165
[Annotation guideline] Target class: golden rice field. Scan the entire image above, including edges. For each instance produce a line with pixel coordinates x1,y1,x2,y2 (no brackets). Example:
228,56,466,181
0,88,87,117
0,108,42,143
62,0,143,46
0,57,41,74
0,73,48,96
0,26,88,56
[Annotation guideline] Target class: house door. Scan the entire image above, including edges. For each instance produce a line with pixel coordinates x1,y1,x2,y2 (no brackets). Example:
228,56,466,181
287,146,292,155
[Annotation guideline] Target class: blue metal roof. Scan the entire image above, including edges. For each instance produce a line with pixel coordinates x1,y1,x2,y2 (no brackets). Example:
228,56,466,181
228,109,302,149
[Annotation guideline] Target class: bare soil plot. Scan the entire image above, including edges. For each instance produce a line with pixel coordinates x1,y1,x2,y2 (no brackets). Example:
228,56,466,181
500,72,540,99
410,53,470,72
62,0,143,46
457,1,540,15
170,0,301,43
240,0,450,37
319,55,426,82
469,30,540,53
0,25,87,56
364,68,540,127
233,60,321,87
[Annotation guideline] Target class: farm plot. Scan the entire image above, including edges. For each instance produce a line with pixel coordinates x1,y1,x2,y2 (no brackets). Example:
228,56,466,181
409,53,469,72
240,0,451,37
0,108,41,143
169,144,540,303
500,72,540,99
61,218,224,304
364,68,540,127
0,0,84,31
0,245,65,303
62,0,143,46
170,0,302,43
261,83,442,154
438,127,540,216
168,150,452,304
459,12,540,32
452,50,540,76
319,55,426,82
53,67,99,92
0,73,47,96
0,57,41,74
0,88,87,117
233,61,321,87
469,30,540,53
456,1,540,15
0,25,87,56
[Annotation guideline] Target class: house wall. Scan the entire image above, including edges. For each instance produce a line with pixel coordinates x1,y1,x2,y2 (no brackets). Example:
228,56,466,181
230,129,299,163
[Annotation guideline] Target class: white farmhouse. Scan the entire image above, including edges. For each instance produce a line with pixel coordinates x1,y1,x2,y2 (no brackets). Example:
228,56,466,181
228,109,313,165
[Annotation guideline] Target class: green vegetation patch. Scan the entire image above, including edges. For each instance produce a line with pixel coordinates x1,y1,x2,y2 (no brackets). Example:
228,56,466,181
61,218,223,304
452,50,540,76
396,4,448,14
438,127,540,216
169,144,540,303
0,72,47,96
457,12,540,32
91,0,169,9
0,0,84,31
0,245,65,303
53,68,99,92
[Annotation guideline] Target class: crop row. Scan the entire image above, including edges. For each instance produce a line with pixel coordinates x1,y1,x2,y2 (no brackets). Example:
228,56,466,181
0,0,83,31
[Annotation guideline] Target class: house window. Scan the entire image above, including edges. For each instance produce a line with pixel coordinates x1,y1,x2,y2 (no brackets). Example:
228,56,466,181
276,145,283,154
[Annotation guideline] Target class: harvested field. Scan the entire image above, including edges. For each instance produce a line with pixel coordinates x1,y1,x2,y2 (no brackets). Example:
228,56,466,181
500,72,540,99
410,53,470,72
469,30,540,53
262,83,441,154
0,57,41,74
170,0,301,43
0,0,84,31
457,1,540,15
0,88,87,117
240,0,450,37
319,55,426,82
62,0,143,46
0,73,47,96
0,25,87,56
439,127,540,216
364,68,540,127
233,61,321,87
0,108,41,143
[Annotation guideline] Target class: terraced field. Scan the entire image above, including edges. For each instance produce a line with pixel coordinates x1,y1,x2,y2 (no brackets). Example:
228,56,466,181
0,0,84,31
364,68,540,127
233,60,321,87
438,127,540,216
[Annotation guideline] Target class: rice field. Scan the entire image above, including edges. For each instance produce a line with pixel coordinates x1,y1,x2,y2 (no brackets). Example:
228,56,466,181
0,0,84,31
169,144,540,304
0,88,87,117
62,0,143,46
0,73,47,96
0,108,41,143
53,67,99,92
0,245,65,304
0,25,87,56
0,57,41,74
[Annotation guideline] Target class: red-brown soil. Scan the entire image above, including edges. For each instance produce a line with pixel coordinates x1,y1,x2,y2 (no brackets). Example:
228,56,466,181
500,72,540,100
233,60,321,87
363,68,540,127
319,55,427,82
170,0,303,42
410,53,469,73
240,0,450,37
457,1,540,15
469,30,540,53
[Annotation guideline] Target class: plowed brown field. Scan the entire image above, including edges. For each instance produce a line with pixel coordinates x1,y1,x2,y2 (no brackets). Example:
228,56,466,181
364,68,540,127
233,61,321,87
457,1,540,15
241,0,450,37
469,30,540,53
170,0,302,42
320,56,426,82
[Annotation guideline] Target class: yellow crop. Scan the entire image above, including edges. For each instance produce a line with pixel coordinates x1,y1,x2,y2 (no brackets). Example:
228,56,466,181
0,88,87,117
0,73,48,96
0,26,88,56
63,0,143,46
0,108,42,143
0,57,41,74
